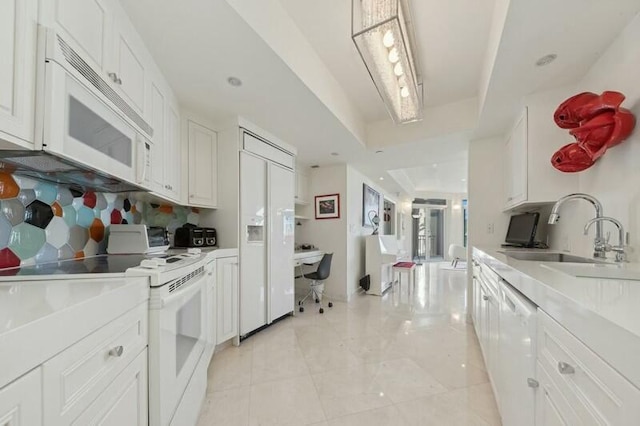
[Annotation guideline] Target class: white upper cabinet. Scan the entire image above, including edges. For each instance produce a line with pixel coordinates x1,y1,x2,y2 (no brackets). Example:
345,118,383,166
0,0,38,147
295,170,310,205
164,99,181,201
149,81,165,193
41,0,151,118
109,6,148,116
503,88,578,210
40,0,113,72
188,120,218,208
504,108,528,208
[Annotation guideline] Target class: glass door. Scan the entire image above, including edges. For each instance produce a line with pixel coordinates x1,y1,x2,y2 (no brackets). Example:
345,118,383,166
412,203,446,262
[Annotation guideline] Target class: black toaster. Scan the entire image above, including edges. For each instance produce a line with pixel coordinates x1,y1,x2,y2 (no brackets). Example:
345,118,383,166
203,228,217,247
174,226,205,247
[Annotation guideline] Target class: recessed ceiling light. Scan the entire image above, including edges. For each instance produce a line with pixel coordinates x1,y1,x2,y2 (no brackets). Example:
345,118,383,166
375,150,384,154
461,178,467,182
227,76,243,87
330,152,339,156
535,54,557,67
432,163,438,168
379,177,384,181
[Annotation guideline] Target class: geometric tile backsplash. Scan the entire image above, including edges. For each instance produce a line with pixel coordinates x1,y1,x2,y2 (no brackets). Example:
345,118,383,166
0,172,201,269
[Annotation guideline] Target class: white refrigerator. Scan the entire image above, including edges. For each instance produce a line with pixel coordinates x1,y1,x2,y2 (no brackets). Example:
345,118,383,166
240,150,295,336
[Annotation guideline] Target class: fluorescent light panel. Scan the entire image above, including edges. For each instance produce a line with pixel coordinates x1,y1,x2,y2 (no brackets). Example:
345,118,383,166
352,0,422,124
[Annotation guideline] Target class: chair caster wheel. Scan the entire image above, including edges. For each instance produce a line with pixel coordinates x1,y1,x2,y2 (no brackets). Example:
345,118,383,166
298,301,302,305
315,298,320,304
328,302,333,308
319,308,324,314
299,306,304,313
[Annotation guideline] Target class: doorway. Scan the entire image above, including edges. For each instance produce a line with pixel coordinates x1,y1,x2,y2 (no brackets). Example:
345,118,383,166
412,202,446,262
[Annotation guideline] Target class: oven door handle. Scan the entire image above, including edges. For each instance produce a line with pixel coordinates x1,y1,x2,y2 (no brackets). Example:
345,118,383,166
159,275,207,308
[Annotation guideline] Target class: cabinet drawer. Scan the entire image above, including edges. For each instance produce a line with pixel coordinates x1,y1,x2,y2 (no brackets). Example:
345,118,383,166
536,361,580,426
71,348,148,426
0,367,42,426
43,302,148,425
537,310,640,424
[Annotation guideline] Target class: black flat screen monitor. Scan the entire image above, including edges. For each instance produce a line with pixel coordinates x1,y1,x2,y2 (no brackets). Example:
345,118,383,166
505,213,540,247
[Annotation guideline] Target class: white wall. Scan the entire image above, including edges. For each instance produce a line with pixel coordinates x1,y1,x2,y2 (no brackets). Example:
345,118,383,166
294,165,348,300
547,13,640,260
468,136,511,249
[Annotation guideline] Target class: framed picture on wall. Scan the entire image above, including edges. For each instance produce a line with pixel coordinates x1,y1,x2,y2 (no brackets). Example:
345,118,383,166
362,183,380,227
315,194,341,219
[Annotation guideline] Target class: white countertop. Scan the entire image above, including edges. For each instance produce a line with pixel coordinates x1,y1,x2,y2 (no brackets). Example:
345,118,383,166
474,246,640,388
0,275,149,389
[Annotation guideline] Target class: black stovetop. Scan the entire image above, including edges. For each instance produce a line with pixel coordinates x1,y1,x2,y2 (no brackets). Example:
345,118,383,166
0,254,149,277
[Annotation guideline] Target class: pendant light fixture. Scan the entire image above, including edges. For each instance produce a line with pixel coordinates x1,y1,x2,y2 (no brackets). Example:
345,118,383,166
352,0,423,124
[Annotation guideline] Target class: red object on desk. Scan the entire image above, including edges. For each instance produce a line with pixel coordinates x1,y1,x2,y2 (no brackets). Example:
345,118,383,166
393,262,416,268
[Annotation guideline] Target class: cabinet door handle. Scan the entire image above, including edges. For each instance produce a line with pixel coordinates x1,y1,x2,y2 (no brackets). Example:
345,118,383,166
108,346,124,357
107,72,122,85
482,295,490,301
558,361,575,375
527,378,539,388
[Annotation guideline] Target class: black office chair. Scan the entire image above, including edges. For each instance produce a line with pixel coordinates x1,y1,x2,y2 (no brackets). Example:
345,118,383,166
298,253,333,314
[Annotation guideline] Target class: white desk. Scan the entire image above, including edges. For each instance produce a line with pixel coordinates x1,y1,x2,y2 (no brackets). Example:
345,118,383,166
294,250,324,278
294,249,324,267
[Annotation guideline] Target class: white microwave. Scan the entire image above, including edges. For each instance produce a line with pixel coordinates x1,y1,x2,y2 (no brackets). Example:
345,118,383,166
0,28,152,192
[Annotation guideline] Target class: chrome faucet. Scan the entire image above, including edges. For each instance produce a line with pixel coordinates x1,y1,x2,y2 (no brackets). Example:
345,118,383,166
584,217,627,262
548,193,606,258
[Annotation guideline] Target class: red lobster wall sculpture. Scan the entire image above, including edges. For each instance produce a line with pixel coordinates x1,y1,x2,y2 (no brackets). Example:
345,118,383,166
550,91,635,172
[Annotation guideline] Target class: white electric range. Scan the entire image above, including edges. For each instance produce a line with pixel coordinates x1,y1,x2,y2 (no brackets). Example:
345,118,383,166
127,250,213,426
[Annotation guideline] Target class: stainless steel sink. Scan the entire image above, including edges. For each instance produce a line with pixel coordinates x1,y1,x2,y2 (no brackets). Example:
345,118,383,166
499,251,605,263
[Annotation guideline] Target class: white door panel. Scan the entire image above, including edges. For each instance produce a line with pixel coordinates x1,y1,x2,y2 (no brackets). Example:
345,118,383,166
268,163,295,322
48,0,111,70
240,152,267,335
149,82,164,192
0,0,37,144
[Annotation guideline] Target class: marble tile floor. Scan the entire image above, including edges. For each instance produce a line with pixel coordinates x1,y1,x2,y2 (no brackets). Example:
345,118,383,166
197,263,501,426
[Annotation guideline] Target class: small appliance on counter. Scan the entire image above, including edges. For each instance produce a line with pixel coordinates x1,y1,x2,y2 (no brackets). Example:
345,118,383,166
174,224,217,248
204,227,217,247
107,225,170,254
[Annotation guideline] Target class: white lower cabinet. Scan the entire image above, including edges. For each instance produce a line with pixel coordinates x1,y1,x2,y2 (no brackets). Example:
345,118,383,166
71,349,148,426
216,255,239,345
535,362,579,426
206,259,217,356
0,367,42,426
42,303,147,425
473,251,640,426
537,310,640,425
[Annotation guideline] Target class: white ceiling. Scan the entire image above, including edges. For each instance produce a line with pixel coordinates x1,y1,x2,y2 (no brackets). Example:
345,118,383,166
389,160,468,195
278,0,496,122
119,0,640,199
